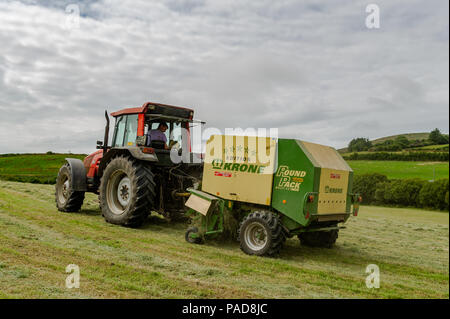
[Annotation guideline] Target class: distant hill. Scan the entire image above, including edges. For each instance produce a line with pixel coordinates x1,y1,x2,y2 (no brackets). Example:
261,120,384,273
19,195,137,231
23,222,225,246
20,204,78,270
339,132,432,153
371,132,430,145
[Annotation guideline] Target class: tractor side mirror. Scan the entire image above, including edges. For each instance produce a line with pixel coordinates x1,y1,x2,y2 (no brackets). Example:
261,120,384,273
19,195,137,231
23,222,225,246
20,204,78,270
96,140,103,149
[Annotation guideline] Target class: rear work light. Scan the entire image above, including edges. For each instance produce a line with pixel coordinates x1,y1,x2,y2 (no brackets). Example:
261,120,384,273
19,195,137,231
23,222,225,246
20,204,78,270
141,147,155,154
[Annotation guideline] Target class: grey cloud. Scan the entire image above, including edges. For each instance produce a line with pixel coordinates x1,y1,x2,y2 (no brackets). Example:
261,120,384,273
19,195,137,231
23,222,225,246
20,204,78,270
164,0,205,14
0,0,448,155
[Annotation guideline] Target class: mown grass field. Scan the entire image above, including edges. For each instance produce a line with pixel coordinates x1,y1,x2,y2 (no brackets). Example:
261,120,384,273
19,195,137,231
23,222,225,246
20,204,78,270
0,154,86,184
347,160,449,180
0,180,448,298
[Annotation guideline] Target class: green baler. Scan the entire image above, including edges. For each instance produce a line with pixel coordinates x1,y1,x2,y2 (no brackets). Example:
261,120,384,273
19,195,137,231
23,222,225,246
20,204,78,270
184,135,361,256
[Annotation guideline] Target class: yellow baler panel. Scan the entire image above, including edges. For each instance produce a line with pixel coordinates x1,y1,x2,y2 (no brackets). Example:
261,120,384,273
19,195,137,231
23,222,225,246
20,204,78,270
317,168,349,214
201,135,277,205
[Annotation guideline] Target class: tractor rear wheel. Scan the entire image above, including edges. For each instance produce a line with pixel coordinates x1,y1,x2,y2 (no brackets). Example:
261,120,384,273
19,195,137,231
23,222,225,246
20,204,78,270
298,229,339,248
238,211,285,256
55,163,85,212
99,156,156,227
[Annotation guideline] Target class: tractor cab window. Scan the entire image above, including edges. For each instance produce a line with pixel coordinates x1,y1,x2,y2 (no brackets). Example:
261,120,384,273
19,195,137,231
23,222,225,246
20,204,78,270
113,115,138,147
146,121,184,150
113,116,126,147
149,122,170,142
170,122,183,149
123,114,138,146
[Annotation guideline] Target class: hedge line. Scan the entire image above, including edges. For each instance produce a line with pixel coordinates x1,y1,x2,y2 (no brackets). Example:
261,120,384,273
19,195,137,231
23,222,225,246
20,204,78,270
353,173,449,211
0,175,56,185
344,151,449,161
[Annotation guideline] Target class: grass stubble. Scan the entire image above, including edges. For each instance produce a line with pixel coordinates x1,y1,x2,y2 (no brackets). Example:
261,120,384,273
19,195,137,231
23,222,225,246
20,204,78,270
0,180,448,299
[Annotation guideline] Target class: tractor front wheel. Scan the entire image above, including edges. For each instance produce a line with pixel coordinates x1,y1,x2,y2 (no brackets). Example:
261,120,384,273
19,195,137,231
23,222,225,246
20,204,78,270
238,211,285,256
298,229,339,248
99,156,156,227
55,163,85,212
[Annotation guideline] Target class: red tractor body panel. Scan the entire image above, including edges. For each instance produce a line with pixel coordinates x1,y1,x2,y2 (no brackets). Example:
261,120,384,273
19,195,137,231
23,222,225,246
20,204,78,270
83,149,103,178
110,107,145,117
110,102,194,117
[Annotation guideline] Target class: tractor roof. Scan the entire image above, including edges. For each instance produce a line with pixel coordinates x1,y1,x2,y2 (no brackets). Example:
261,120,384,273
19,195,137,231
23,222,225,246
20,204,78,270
110,102,194,119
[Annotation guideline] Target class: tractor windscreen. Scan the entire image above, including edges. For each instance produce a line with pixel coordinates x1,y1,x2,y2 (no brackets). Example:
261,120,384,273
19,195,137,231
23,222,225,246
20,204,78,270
112,114,138,147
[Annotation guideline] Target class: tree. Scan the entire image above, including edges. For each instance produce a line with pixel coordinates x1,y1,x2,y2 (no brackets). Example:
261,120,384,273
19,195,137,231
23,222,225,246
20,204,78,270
348,137,372,152
394,136,410,148
429,128,448,145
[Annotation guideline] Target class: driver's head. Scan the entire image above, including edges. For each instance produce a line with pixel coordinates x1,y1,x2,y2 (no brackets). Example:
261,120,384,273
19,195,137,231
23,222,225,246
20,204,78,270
158,122,168,132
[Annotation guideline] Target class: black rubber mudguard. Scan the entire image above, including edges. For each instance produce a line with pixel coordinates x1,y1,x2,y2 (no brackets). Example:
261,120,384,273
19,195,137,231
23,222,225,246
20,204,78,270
65,158,87,191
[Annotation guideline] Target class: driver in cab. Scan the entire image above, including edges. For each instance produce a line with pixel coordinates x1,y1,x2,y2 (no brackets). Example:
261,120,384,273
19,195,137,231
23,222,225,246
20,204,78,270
147,122,169,150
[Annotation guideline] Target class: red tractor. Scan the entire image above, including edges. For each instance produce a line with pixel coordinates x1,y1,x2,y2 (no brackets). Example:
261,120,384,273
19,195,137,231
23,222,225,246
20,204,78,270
55,102,204,227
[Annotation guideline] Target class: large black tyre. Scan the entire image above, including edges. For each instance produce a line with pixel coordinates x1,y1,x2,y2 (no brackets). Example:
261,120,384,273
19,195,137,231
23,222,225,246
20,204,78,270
238,211,286,256
298,229,339,248
55,163,85,212
99,156,156,227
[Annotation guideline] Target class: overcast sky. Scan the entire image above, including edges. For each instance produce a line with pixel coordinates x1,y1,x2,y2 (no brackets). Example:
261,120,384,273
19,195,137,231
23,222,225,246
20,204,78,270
0,0,448,154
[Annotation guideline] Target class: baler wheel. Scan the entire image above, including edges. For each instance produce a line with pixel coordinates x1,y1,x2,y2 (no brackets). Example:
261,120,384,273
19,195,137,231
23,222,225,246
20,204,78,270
55,163,85,212
185,227,203,244
298,229,339,248
99,156,156,227
238,211,285,256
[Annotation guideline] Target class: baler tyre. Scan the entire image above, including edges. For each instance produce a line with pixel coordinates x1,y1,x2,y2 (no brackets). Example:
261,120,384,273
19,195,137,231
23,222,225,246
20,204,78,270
99,156,156,228
299,229,339,248
55,163,85,212
238,211,285,256
185,227,203,244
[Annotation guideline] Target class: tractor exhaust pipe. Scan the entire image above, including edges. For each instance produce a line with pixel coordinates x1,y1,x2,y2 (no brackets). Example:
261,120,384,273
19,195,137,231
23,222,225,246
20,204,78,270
103,110,110,151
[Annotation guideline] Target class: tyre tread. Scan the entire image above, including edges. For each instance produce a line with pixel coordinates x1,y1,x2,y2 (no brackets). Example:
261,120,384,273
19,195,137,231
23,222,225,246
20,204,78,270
238,210,285,256
99,156,156,227
55,163,85,212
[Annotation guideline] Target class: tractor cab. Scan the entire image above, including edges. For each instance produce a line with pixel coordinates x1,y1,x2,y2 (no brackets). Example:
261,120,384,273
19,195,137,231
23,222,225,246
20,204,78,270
102,102,204,166
111,103,193,147
110,112,183,150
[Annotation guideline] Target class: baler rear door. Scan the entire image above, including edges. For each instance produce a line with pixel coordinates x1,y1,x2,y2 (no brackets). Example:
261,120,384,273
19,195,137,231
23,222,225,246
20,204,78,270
300,141,353,215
